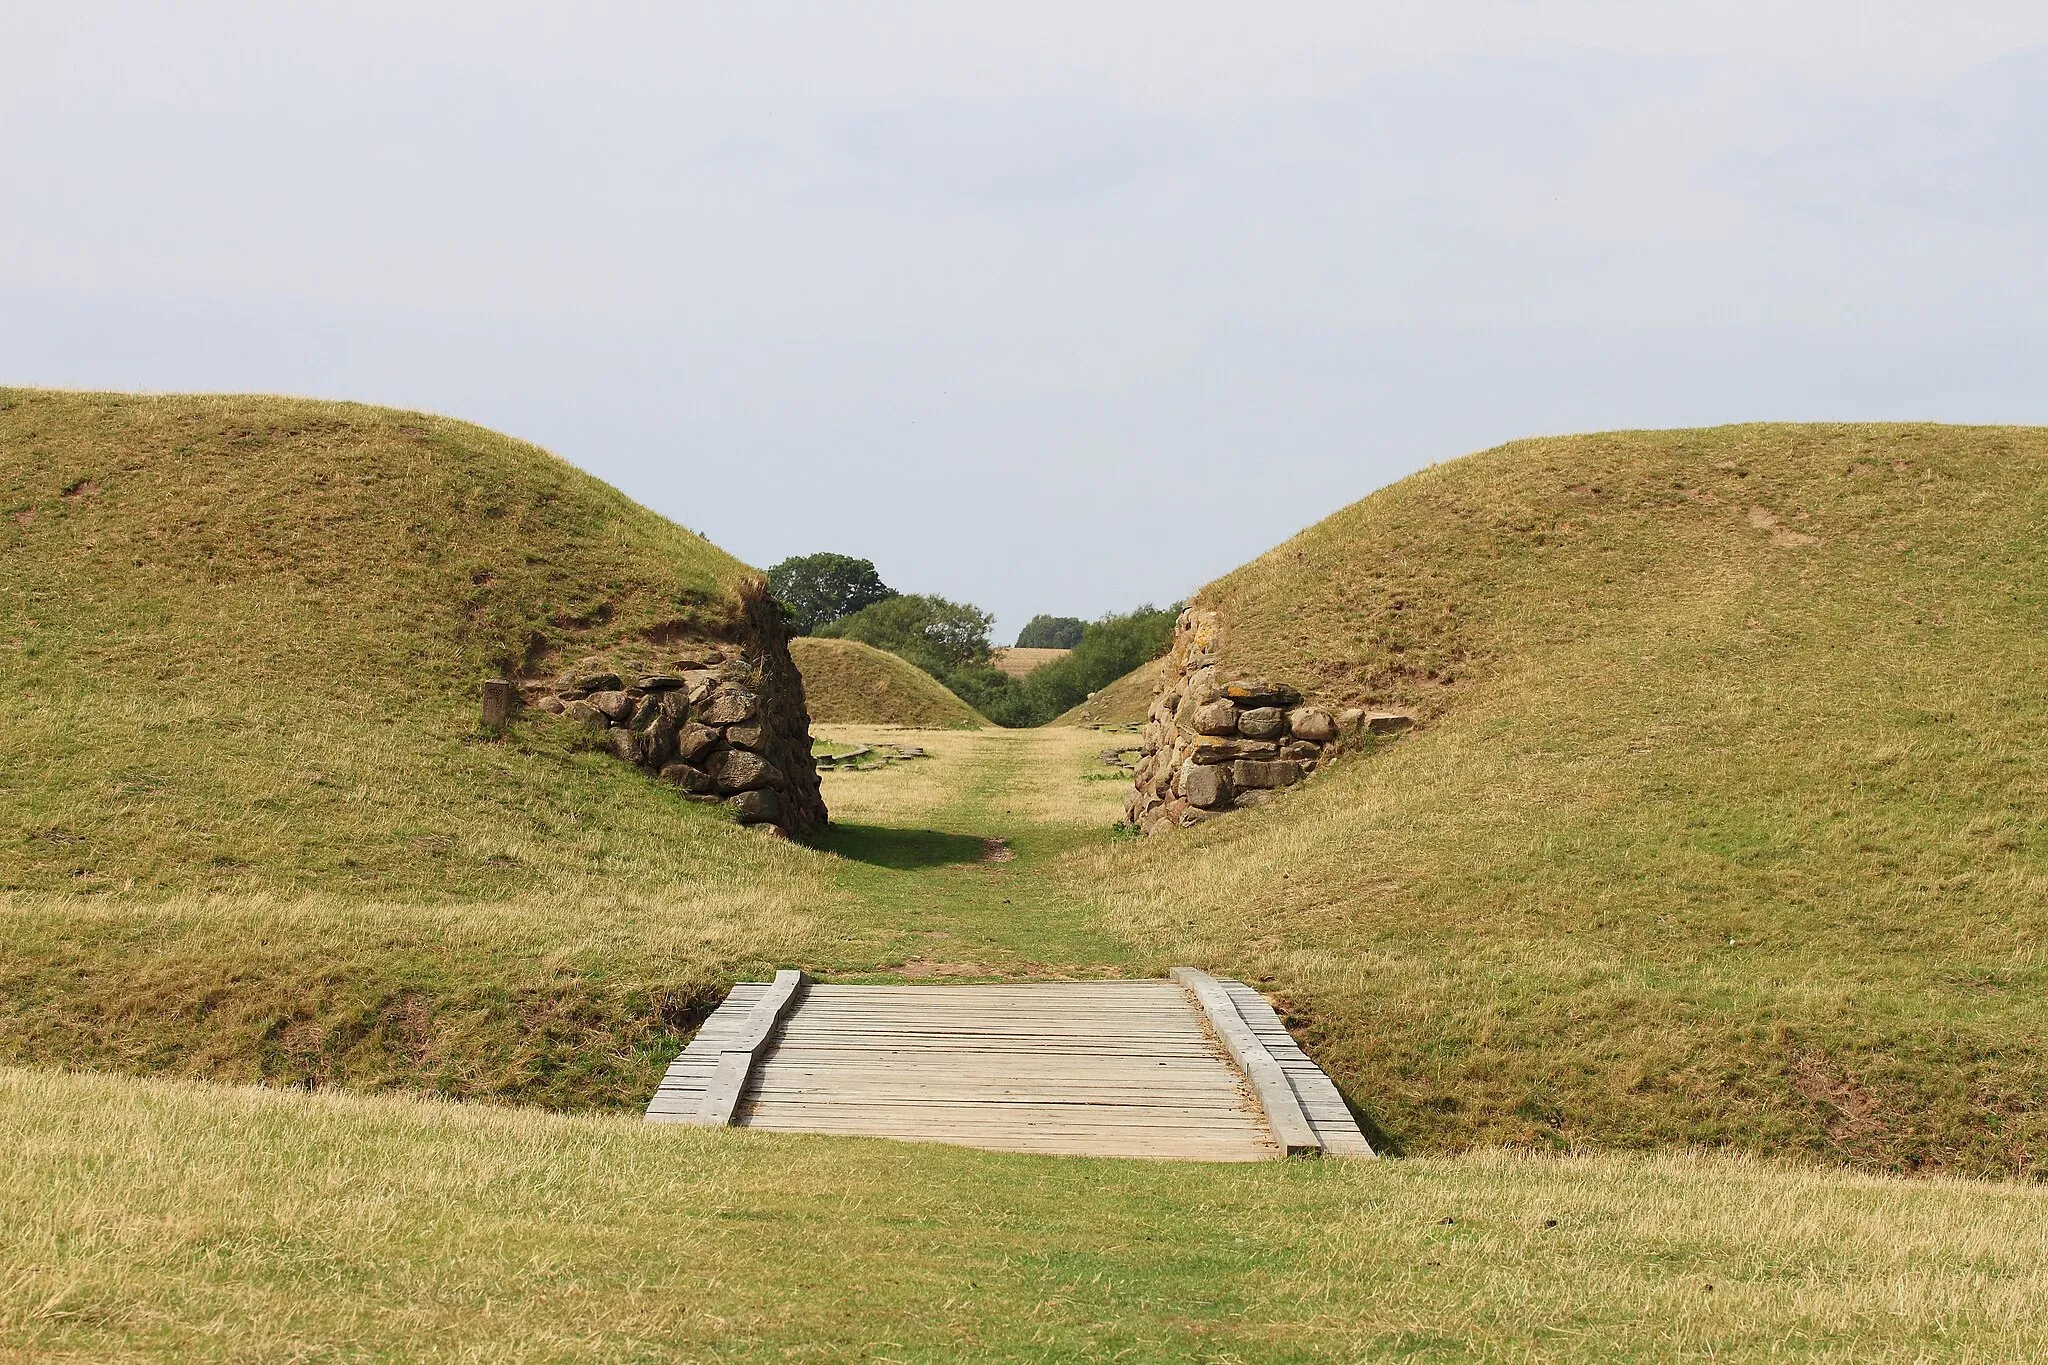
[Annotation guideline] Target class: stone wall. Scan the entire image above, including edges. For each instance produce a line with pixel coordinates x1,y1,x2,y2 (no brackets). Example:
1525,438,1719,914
517,581,827,839
1127,608,1410,835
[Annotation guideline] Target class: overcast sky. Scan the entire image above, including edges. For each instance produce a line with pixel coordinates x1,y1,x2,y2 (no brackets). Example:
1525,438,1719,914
5,4,2045,640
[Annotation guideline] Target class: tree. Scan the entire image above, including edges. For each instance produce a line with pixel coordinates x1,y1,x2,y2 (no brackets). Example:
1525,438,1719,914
816,593,994,671
765,553,896,635
1014,614,1086,649
1016,605,1179,720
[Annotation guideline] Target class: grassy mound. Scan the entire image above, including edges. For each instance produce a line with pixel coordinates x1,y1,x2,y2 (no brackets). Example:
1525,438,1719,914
0,389,838,1105
1053,657,1162,726
790,636,985,728
1071,423,2048,1176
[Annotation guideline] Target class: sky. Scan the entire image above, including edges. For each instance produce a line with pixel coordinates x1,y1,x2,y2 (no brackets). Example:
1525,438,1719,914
4,4,2046,642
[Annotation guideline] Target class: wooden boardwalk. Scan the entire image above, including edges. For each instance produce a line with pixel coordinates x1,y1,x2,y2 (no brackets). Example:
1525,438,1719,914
646,972,1372,1161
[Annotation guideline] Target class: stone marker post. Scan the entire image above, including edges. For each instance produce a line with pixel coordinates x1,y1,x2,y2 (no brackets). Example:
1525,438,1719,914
480,678,512,731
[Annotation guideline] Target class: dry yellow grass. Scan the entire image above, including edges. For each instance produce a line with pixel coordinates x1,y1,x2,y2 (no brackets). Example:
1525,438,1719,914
789,636,985,727
987,645,1070,678
7,1065,2048,1361
814,725,1130,829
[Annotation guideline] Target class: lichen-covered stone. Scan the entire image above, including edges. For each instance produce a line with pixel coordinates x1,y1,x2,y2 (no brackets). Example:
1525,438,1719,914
1186,736,1280,764
700,690,758,725
726,722,767,751
1187,699,1238,736
659,761,716,794
1236,706,1286,739
672,721,720,763
563,699,608,732
711,747,780,793
608,728,647,764
1221,679,1302,707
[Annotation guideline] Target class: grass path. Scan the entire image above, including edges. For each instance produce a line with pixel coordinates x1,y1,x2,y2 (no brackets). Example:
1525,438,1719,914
806,724,1137,976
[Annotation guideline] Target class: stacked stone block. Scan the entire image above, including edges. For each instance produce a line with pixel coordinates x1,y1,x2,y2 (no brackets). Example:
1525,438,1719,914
1127,607,1407,835
518,586,828,838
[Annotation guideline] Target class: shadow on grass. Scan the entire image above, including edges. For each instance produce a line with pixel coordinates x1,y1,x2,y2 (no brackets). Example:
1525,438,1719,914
822,823,990,871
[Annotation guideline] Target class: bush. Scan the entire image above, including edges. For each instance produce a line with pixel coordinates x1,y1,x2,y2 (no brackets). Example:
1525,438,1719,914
1014,615,1086,649
816,594,994,672
821,595,1178,728
766,553,896,635
1014,606,1178,722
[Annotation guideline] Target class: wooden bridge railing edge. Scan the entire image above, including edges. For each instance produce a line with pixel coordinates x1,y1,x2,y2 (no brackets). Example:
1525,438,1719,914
1171,967,1324,1157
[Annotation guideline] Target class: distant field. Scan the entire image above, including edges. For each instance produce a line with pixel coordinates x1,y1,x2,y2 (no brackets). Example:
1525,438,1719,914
8,1066,2047,1362
987,645,1069,678
789,635,985,727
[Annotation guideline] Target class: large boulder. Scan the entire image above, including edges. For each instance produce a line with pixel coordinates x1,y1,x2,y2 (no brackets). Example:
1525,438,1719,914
1236,706,1286,739
700,690,758,725
1231,758,1303,790
711,748,781,793
1183,763,1234,810
727,789,781,825
1288,707,1337,743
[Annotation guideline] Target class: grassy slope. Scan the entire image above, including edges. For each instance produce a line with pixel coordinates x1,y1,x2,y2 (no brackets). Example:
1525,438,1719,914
0,389,840,1105
790,635,986,727
1068,423,2048,1175
10,1066,2048,1362
1052,656,1162,726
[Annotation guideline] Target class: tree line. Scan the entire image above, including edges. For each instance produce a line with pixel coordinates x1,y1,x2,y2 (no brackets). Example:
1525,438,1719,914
766,552,1175,727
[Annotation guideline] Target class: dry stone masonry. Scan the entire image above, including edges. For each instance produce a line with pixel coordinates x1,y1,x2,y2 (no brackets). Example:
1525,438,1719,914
1128,608,1412,835
509,587,828,838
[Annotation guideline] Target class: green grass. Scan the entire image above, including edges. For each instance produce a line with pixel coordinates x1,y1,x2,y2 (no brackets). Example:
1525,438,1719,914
8,1066,2048,1362
10,399,2048,1357
0,389,843,1105
1070,423,2048,1176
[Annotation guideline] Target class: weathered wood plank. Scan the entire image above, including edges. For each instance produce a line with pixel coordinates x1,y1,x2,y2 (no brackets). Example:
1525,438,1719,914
1216,979,1376,1158
1172,968,1323,1157
649,974,1366,1162
646,971,809,1126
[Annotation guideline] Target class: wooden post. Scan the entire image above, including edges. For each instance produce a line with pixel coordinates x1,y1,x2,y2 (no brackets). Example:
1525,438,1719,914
480,678,512,730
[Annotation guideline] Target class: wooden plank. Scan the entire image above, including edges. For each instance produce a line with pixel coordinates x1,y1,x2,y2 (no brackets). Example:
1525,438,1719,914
650,976,1366,1162
647,971,809,1126
1171,968,1323,1157
1216,980,1377,1158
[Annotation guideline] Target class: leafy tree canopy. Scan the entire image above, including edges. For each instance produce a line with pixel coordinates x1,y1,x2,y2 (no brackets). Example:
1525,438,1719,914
816,593,994,672
1014,614,1086,649
766,553,896,635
